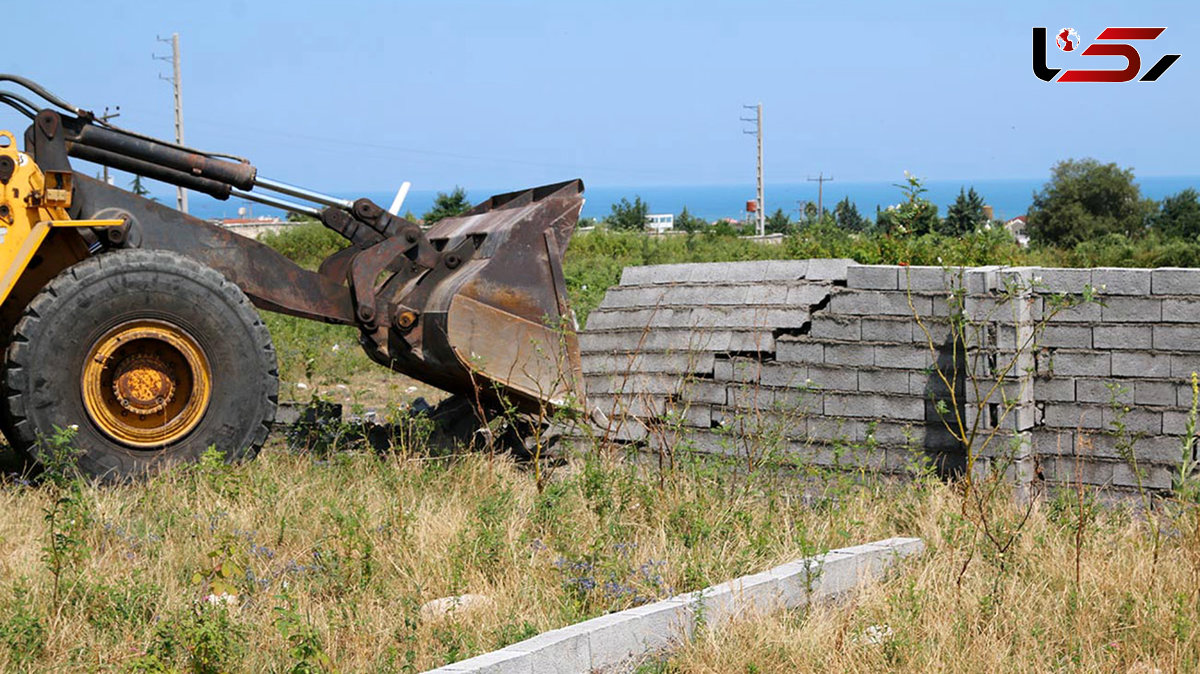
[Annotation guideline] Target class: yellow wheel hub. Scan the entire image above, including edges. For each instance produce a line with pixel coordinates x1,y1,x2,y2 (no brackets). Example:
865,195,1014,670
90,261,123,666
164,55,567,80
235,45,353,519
81,320,212,448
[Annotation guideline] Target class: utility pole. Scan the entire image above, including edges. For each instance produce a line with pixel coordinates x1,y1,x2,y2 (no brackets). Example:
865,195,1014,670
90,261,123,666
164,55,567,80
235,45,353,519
155,33,187,213
98,106,120,185
741,103,763,236
807,172,833,219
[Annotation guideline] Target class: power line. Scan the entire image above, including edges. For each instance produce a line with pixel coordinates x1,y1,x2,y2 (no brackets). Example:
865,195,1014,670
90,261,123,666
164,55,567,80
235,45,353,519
154,33,186,213
741,103,763,236
807,172,833,219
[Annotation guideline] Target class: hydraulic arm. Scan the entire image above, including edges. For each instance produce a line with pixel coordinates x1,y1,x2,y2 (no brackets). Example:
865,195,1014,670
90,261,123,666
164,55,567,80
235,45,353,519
0,74,586,416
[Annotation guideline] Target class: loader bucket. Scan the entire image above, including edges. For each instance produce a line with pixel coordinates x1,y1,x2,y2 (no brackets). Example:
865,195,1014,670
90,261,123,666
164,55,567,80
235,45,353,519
376,180,586,416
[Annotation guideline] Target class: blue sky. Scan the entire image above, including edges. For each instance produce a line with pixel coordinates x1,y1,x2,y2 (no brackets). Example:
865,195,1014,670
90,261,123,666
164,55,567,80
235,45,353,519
1,0,1194,195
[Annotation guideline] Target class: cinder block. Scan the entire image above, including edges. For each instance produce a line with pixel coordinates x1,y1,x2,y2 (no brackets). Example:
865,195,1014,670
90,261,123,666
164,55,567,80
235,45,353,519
904,266,963,292
1112,462,1172,490
1151,267,1200,295
1033,376,1075,402
763,260,811,281
1171,354,1200,378
823,343,875,367
964,401,1038,432
726,384,808,411
1050,351,1111,378
1075,378,1130,405
1162,298,1200,323
857,369,912,395
829,289,930,317
824,393,924,421
1033,268,1093,295
1134,380,1177,407
713,357,757,383
806,258,855,282
1044,298,1102,323
678,379,729,405
1101,406,1161,435
965,266,1000,295
1039,325,1092,349
1093,325,1153,350
1112,351,1171,378
1070,431,1181,463
1040,455,1115,486
582,352,716,377
910,319,955,345
597,286,670,310
746,284,790,306
777,338,823,364
874,344,935,369
1155,325,1200,352
810,315,860,341
728,331,775,353
1042,402,1105,430
996,267,1038,293
620,264,689,286
1178,383,1199,408
787,284,830,307
847,265,900,290
756,362,812,388
1101,296,1162,323
806,365,857,391
1091,268,1151,295
1163,410,1196,436
717,261,778,283
861,317,913,342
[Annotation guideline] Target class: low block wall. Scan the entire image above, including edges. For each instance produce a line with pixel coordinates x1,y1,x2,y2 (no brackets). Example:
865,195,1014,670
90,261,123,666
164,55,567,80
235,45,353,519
579,260,1200,494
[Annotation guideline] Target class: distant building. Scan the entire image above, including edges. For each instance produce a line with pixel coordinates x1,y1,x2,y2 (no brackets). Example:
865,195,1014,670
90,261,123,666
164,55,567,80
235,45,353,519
1005,215,1029,246
645,213,674,232
214,216,294,240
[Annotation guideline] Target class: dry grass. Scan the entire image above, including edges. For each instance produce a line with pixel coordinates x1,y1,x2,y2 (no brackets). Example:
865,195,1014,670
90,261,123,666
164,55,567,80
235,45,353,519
0,438,925,672
654,483,1200,673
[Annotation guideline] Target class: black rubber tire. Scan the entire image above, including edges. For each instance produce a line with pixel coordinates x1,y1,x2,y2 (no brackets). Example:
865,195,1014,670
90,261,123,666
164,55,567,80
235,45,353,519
1,249,278,480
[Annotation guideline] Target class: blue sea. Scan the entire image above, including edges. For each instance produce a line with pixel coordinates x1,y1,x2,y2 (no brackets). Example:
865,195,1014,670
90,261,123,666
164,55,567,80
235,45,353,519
177,176,1200,225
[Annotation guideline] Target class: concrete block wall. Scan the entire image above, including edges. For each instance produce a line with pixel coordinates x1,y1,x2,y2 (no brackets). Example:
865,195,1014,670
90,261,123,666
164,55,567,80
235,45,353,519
579,260,1200,494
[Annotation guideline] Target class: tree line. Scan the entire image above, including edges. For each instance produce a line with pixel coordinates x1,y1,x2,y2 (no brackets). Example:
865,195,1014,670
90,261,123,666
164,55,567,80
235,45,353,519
416,159,1200,253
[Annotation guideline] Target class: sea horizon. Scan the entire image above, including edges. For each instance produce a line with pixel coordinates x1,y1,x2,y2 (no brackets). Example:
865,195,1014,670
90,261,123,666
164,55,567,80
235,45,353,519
168,175,1200,226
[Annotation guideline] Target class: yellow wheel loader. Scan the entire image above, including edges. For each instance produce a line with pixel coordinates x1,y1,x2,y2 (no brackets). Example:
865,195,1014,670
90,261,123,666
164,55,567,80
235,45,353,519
0,74,585,479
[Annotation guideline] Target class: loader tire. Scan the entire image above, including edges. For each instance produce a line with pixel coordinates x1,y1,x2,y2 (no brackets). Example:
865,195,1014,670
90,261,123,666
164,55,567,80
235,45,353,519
2,249,278,480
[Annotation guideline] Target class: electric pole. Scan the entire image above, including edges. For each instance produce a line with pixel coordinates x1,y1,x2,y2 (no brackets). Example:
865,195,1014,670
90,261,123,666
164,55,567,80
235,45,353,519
98,106,120,185
741,103,764,236
807,172,833,219
155,33,187,213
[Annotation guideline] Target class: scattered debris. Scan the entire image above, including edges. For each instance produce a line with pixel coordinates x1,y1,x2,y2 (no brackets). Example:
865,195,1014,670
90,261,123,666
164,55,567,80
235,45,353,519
420,594,494,621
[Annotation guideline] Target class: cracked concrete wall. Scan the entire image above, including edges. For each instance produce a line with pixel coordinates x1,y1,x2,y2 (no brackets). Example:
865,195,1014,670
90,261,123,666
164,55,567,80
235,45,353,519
578,260,1200,494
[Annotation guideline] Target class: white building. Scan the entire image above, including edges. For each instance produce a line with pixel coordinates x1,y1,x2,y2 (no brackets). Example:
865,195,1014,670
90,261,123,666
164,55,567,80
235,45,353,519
645,213,674,232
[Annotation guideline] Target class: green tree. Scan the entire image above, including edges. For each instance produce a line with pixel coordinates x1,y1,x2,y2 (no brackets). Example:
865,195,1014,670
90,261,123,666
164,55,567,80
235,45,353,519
942,187,986,236
765,207,792,234
606,196,649,230
802,201,818,222
1027,158,1154,247
876,173,940,235
1152,188,1200,240
422,186,472,225
129,175,155,201
834,197,868,232
675,206,707,232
